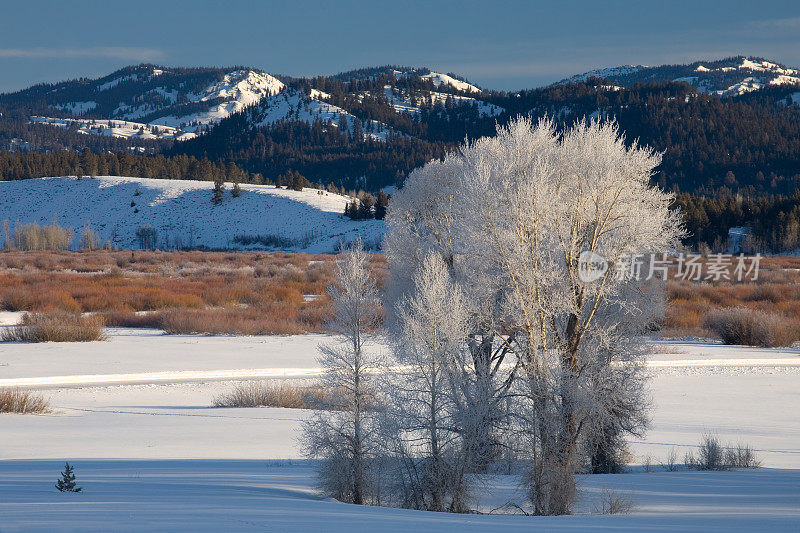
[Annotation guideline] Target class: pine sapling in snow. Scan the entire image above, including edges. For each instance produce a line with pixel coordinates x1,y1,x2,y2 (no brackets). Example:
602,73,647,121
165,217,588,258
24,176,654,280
55,462,82,492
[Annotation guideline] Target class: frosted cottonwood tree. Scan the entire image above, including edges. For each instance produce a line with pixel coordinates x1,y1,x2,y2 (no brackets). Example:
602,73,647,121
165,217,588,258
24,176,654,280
386,253,477,512
301,242,382,505
385,157,517,473
388,117,682,515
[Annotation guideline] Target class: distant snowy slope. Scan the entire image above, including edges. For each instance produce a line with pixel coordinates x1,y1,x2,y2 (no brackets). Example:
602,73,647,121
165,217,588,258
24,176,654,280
0,177,384,252
556,56,800,96
131,69,285,129
382,86,503,117
559,65,644,84
29,116,196,141
4,65,286,140
249,89,397,141
419,71,481,93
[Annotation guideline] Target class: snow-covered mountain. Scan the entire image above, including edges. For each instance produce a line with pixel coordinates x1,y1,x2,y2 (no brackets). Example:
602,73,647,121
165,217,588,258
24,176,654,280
0,65,284,140
381,86,502,117
247,89,398,141
557,56,800,96
0,176,384,252
330,66,483,93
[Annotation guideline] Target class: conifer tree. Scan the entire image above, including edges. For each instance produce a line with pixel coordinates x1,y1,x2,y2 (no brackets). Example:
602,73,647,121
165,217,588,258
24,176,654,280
374,191,389,220
212,179,225,204
55,462,82,492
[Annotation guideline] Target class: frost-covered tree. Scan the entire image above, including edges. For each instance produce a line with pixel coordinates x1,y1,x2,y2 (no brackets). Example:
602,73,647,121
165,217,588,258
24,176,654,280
385,156,516,473
387,117,682,515
301,241,382,505
385,253,477,512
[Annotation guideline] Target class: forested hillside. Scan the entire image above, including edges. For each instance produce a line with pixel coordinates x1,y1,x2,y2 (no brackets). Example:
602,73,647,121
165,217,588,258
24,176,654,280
3,58,800,251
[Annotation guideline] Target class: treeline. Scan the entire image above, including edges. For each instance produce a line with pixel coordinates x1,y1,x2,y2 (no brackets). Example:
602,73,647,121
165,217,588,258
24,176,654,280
491,80,800,195
677,191,800,253
170,117,450,190
0,150,260,184
0,115,166,154
344,190,390,220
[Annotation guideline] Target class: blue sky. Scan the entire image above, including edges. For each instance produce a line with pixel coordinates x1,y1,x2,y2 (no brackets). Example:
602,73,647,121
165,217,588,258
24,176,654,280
1,0,799,92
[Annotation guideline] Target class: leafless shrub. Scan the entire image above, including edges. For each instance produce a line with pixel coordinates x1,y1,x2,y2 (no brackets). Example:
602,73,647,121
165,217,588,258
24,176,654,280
642,455,654,473
213,381,336,410
593,487,635,515
703,306,798,347
685,434,727,470
101,310,164,329
685,434,761,470
0,388,50,413
725,443,762,469
664,447,679,471
2,312,106,342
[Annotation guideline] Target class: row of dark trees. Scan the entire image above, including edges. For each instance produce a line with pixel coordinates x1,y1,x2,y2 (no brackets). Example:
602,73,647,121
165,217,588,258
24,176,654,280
0,149,260,184
344,190,389,220
170,116,450,191
677,191,800,253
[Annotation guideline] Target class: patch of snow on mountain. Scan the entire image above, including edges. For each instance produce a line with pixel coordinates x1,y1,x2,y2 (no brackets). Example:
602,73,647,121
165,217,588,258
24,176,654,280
419,71,481,93
97,74,139,91
29,116,195,141
792,92,800,105
254,90,394,141
52,101,97,115
151,87,179,103
695,65,710,72
0,176,384,252
193,70,284,104
715,76,764,96
383,86,502,117
560,65,644,84
739,58,799,76
769,74,800,86
112,70,285,131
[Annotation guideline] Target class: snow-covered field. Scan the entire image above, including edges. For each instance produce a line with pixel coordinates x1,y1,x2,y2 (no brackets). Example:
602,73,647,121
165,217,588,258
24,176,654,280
1,322,798,531
0,176,385,252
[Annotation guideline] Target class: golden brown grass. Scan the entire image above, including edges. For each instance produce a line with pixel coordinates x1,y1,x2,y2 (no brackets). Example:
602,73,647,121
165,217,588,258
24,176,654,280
213,381,338,409
702,306,799,347
2,312,106,342
0,388,51,413
663,256,800,340
0,250,387,336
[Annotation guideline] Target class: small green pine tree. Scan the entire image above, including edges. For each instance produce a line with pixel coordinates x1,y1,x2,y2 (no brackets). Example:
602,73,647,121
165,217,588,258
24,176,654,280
232,182,241,198
55,462,82,492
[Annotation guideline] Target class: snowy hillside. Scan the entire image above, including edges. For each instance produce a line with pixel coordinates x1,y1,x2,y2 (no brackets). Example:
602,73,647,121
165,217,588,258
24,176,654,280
0,176,384,252
559,65,645,84
250,89,396,141
382,86,503,117
139,69,284,129
418,71,481,93
4,65,285,141
29,116,197,141
557,56,800,96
